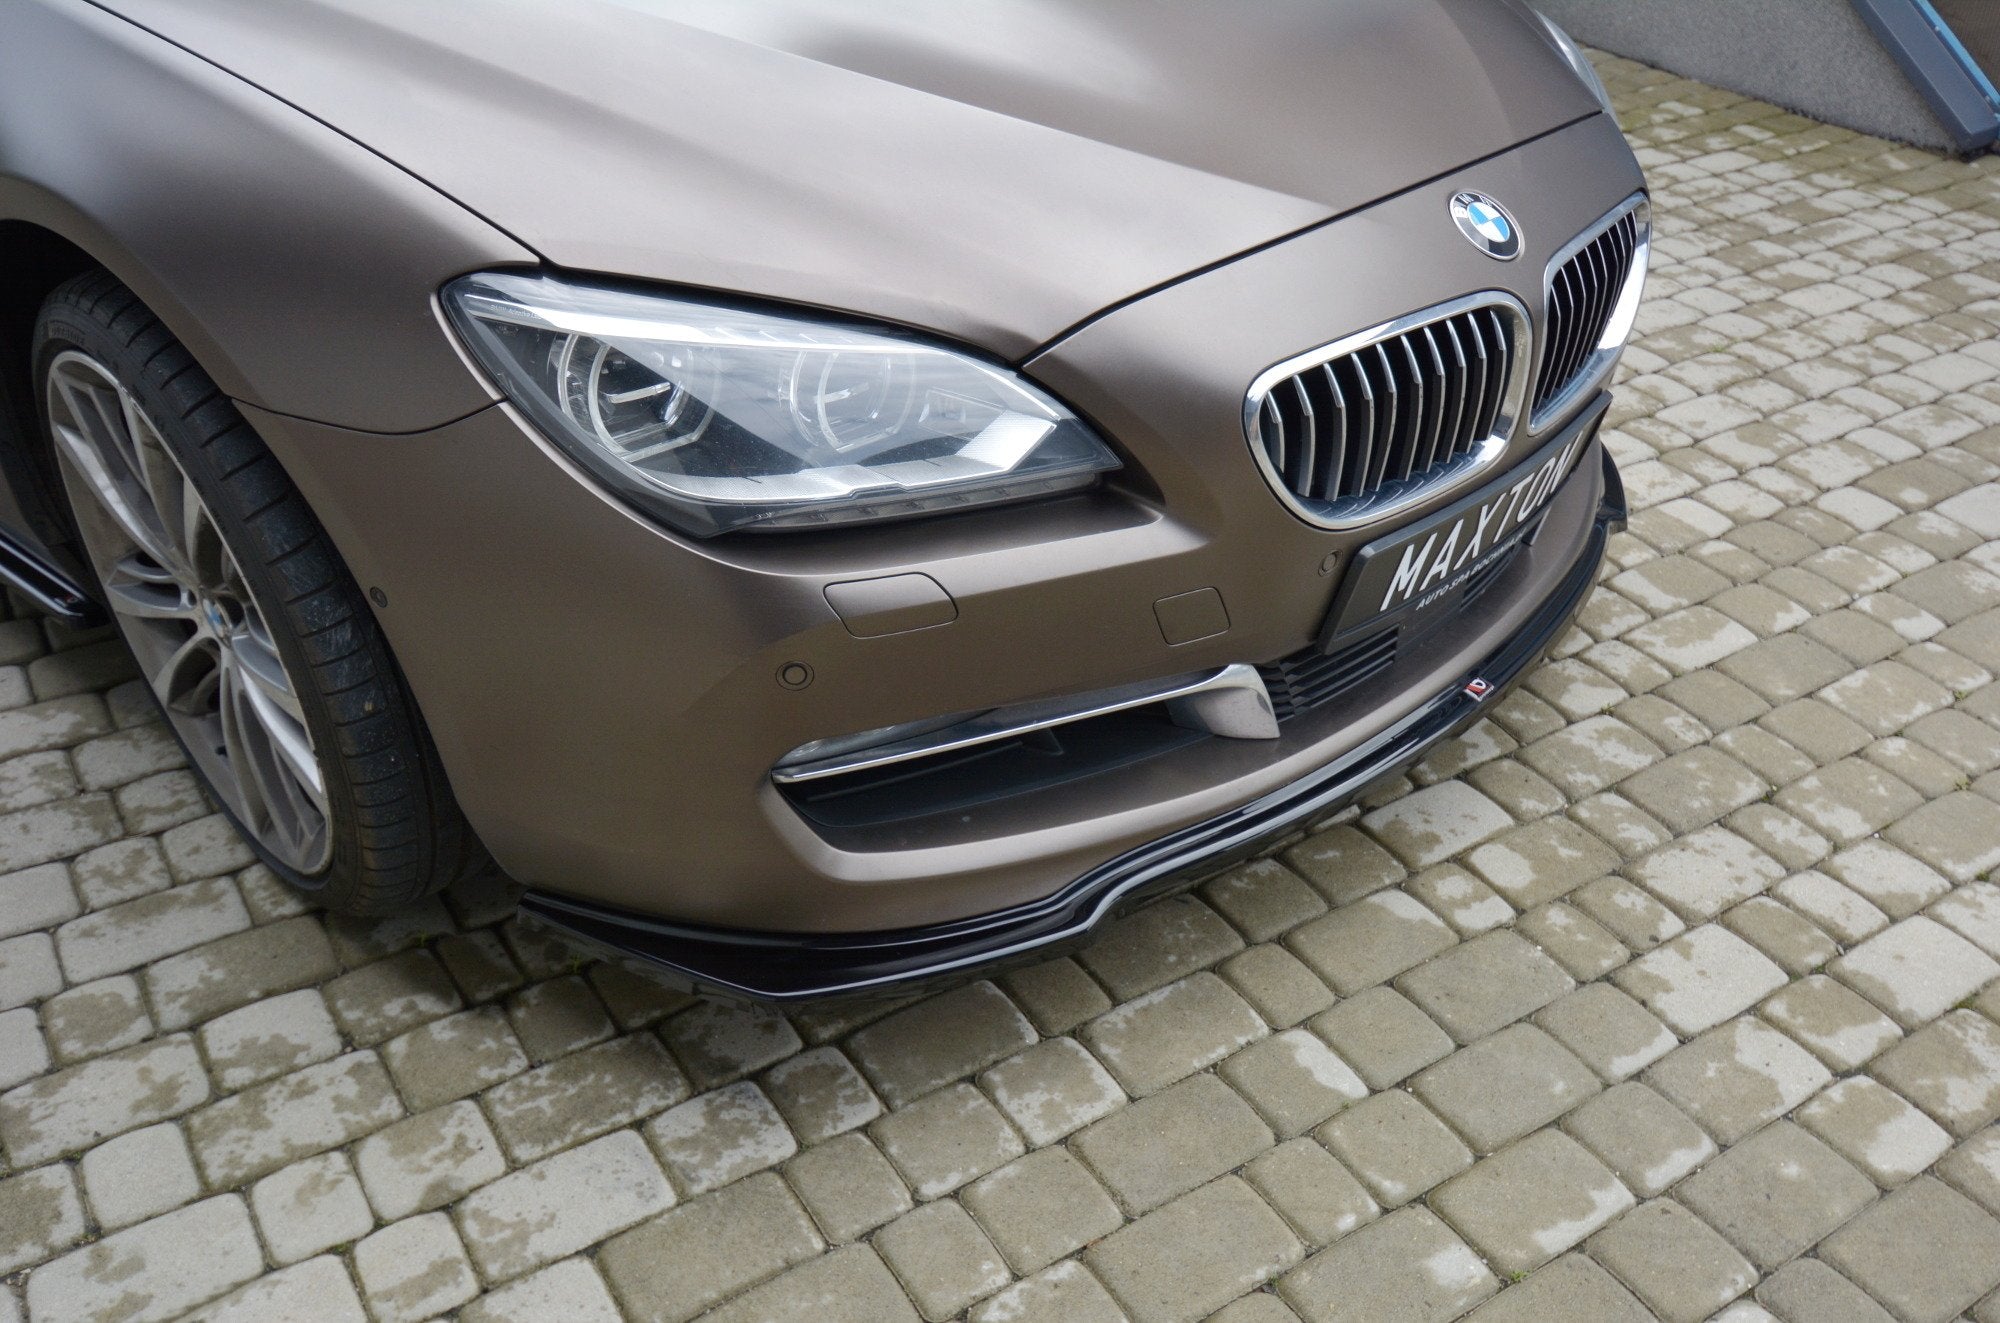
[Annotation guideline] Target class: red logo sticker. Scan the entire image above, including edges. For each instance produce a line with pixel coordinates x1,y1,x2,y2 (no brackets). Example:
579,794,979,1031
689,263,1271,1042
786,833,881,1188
1463,678,1493,701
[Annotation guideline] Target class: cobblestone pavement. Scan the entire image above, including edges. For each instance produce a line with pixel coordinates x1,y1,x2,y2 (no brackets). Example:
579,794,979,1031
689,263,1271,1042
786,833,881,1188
5,53,2000,1323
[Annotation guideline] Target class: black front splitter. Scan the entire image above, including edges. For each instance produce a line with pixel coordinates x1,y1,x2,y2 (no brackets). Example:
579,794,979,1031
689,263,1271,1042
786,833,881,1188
521,449,1627,1002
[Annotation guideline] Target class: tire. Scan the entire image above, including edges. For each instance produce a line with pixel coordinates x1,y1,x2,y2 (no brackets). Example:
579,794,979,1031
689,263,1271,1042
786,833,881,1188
34,270,484,913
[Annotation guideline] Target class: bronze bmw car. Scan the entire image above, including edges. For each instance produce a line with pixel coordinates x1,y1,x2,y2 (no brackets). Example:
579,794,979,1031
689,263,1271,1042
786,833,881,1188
0,1,1645,997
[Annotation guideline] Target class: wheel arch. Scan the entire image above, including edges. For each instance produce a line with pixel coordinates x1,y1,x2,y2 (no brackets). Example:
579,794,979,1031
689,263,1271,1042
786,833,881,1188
0,217,100,574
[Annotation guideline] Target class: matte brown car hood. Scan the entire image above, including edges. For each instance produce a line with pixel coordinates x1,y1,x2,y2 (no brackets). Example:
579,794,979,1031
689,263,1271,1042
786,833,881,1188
102,0,1597,358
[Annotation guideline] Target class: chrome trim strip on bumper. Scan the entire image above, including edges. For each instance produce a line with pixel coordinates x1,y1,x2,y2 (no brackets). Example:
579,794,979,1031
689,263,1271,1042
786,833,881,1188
771,662,1279,785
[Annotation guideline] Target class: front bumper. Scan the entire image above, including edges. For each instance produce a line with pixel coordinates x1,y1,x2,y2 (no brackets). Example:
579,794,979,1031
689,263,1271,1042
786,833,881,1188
242,111,1642,974
522,444,1625,999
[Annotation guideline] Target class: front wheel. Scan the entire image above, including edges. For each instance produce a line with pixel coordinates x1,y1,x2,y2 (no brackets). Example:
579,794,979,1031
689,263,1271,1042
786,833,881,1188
36,271,484,912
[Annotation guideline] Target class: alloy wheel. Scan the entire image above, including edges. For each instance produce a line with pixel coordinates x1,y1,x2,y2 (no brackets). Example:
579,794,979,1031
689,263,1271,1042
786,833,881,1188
45,350,332,874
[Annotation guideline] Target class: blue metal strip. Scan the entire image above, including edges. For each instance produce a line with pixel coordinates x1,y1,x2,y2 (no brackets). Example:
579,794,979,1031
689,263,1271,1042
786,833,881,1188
1912,0,2000,110
1849,0,2000,153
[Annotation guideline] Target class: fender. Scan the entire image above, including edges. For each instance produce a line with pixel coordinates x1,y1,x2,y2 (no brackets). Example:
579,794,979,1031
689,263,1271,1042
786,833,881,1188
0,0,533,435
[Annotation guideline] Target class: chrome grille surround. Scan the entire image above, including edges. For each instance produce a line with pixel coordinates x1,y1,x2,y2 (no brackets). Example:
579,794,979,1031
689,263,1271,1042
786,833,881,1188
1243,292,1531,531
1530,192,1651,433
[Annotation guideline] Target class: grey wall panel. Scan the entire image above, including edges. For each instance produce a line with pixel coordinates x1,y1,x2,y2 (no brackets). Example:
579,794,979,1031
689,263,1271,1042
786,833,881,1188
1538,0,1955,150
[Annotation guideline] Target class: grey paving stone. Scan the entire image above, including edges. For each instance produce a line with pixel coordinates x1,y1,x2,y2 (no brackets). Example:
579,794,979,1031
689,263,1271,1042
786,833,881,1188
1071,1073,1272,1215
249,1151,373,1266
354,1100,508,1222
1289,891,1462,997
1942,1126,2000,1218
353,1212,479,1323
963,1147,1122,1275
1462,1254,1650,1323
0,863,76,941
1278,1206,1498,1323
1535,983,1677,1082
146,914,338,1031
1281,825,1407,906
1076,895,1246,1001
325,948,463,1047
39,973,150,1065
69,837,169,909
1586,1199,1756,1323
646,1080,797,1194
1825,838,1955,919
25,1196,263,1323
383,1004,532,1111
1564,1081,1717,1198
183,1256,369,1323
1411,1024,1601,1154
1645,1017,1833,1144
998,957,1112,1039
1316,1090,1472,1208
1395,929,1574,1043
1430,1129,1634,1274
0,1007,45,1091
1831,914,2000,1027
783,1132,912,1243
0,1164,83,1275
597,1171,823,1323
1217,1029,1367,1138
1204,858,1330,945
0,1033,208,1166
659,997,804,1092
1755,1260,1895,1323
505,973,614,1063
1243,1138,1379,1250
875,1199,1011,1323
1464,817,1619,909
1571,875,1687,951
1079,970,1266,1097
847,981,1036,1109
762,1045,882,1146
0,793,122,877
1087,1177,1302,1323
78,1121,200,1231
1871,1010,2000,1137
1613,923,1788,1036
1306,987,1453,1089
483,1034,687,1163
872,1081,1026,1202
1758,973,1904,1071
157,813,256,882
1360,782,1514,869
1677,1121,1879,1269
1516,900,1629,980
969,1260,1127,1323
53,875,248,983
1217,948,1336,1034
1797,1075,1953,1186
460,1258,624,1323
701,1245,921,1323
199,987,342,1092
456,1130,675,1283
187,1050,403,1188
1821,1176,2000,1323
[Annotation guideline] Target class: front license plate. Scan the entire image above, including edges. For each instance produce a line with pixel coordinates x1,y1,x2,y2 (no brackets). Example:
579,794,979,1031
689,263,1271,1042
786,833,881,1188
1321,411,1599,641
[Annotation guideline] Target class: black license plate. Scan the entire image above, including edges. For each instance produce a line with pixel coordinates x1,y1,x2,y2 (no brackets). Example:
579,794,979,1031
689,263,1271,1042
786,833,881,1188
1321,416,1597,642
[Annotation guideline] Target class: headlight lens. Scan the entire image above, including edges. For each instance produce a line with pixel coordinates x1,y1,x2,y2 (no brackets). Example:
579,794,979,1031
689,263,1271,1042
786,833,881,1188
445,272,1121,535
1535,11,1616,118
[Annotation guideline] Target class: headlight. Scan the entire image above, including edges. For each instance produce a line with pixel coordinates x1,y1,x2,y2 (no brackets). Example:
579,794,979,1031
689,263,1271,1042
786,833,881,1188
1534,11,1616,118
445,272,1121,535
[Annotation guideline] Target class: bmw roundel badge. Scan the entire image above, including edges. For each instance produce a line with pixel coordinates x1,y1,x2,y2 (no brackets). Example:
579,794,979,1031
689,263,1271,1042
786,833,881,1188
1451,191,1521,261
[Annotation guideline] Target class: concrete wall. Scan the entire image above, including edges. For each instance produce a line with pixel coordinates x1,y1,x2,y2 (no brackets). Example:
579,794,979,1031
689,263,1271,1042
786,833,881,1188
1537,0,1955,150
